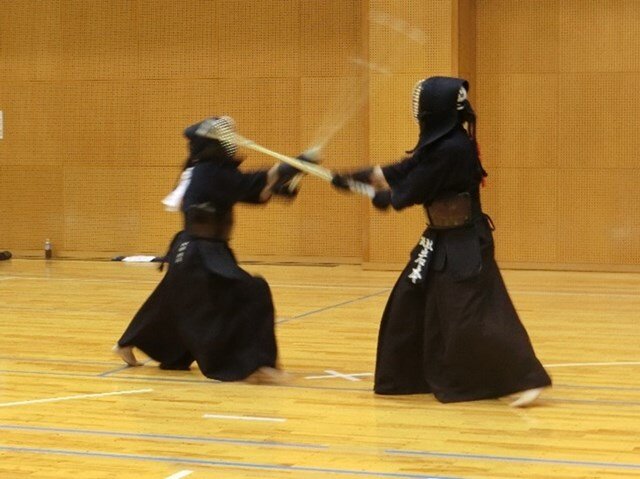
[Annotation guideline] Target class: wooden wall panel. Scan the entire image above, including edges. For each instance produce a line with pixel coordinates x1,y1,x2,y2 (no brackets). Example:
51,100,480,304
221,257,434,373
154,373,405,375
61,0,139,80
293,182,364,259
233,200,302,259
136,167,183,255
63,166,141,253
457,0,476,90
0,166,6,247
370,0,453,75
367,73,428,264
477,0,640,269
138,0,218,80
368,74,419,165
232,74,368,260
557,73,640,169
301,0,363,77
559,0,640,73
298,77,368,259
557,169,640,266
475,73,558,168
0,166,64,251
216,0,300,78
61,81,141,167
1,0,637,270
482,168,558,264
0,0,63,82
367,0,456,264
0,82,66,166
0,0,447,262
210,78,301,156
138,80,221,167
476,0,559,74
301,77,367,161
216,76,299,259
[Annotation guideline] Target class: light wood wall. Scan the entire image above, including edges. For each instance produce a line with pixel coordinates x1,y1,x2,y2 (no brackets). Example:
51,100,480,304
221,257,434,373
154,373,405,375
475,0,640,270
366,0,458,264
0,0,638,271
0,0,367,262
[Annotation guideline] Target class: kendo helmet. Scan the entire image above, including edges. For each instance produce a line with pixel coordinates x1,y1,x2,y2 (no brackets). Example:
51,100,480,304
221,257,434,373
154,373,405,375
411,76,473,149
183,116,238,160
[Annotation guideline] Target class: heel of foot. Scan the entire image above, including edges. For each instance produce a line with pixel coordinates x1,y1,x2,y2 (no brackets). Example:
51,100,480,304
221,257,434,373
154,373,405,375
245,367,291,385
509,387,543,407
112,344,142,367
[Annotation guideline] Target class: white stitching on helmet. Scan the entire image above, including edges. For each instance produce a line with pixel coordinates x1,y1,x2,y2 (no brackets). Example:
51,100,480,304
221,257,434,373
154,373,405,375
456,86,467,110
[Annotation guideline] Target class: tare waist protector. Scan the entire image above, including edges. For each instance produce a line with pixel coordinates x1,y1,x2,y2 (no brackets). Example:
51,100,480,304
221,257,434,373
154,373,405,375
426,192,480,229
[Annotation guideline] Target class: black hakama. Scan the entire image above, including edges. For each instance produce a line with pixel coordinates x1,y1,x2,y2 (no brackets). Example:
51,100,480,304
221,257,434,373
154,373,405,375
118,233,277,380
373,126,551,402
117,157,279,381
374,218,552,402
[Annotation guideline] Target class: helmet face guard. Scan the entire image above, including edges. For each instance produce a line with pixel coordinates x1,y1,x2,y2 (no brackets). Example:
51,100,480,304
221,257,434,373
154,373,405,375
184,116,238,159
411,76,471,148
412,79,424,121
194,116,237,158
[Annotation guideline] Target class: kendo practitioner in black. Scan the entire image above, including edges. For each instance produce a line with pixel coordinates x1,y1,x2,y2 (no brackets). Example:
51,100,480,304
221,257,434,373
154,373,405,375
333,77,551,406
114,116,308,383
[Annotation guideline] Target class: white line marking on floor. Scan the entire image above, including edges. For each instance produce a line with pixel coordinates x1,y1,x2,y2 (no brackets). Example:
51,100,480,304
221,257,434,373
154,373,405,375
545,361,640,368
510,289,640,299
305,370,373,381
271,282,389,291
8,276,639,296
0,388,153,408
165,470,193,479
203,414,286,423
7,276,389,291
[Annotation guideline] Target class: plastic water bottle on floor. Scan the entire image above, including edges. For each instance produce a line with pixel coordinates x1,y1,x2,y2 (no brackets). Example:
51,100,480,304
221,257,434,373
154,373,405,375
44,239,52,260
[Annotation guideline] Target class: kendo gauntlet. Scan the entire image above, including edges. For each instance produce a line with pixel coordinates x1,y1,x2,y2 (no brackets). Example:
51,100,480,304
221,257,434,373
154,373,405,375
331,167,374,191
271,153,317,198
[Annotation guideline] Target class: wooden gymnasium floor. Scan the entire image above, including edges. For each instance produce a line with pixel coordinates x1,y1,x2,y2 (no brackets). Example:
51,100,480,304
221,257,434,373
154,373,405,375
0,258,639,479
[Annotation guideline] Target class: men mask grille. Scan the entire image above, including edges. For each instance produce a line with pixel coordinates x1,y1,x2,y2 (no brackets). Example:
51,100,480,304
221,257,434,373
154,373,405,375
195,116,238,157
412,79,425,121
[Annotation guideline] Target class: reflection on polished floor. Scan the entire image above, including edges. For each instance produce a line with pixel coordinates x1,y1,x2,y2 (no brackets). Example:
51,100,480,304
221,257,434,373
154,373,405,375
0,259,639,478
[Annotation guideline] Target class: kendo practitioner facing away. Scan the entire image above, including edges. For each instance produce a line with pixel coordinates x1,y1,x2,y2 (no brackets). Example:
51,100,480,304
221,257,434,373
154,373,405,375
114,116,308,384
333,77,551,406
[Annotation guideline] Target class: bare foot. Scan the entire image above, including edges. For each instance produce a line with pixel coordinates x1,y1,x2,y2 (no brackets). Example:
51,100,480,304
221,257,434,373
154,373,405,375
509,387,543,407
112,344,143,367
244,367,291,385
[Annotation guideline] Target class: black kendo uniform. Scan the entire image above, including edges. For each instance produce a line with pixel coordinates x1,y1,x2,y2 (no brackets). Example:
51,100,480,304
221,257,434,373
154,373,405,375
117,118,296,381
367,77,551,402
